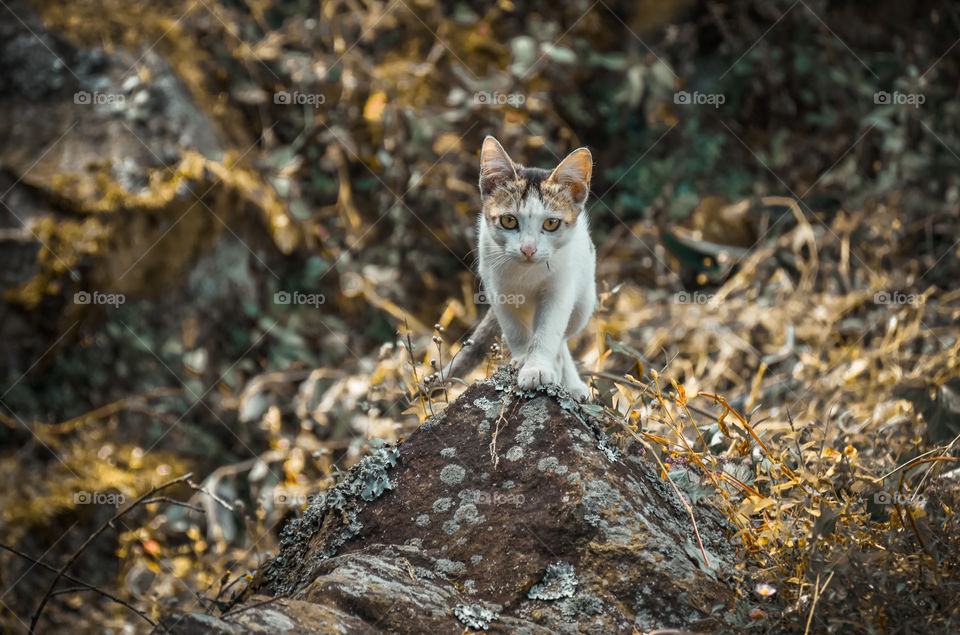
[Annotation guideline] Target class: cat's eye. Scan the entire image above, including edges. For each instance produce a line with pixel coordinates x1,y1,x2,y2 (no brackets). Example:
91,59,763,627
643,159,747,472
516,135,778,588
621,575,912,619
542,218,561,232
500,214,518,230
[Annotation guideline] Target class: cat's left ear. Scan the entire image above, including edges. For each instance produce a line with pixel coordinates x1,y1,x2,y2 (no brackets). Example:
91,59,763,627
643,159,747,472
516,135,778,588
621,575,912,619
479,136,517,197
547,147,592,205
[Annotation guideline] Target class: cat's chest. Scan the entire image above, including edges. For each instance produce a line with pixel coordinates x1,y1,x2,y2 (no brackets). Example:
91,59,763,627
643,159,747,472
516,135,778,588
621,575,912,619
482,262,546,321
485,261,549,294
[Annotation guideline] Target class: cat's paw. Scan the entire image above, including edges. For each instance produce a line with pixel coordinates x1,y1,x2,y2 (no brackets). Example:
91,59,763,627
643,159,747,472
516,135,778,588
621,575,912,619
517,362,559,391
564,377,591,402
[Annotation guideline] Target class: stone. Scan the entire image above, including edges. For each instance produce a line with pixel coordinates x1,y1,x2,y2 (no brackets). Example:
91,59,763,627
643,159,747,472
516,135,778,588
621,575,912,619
160,367,737,633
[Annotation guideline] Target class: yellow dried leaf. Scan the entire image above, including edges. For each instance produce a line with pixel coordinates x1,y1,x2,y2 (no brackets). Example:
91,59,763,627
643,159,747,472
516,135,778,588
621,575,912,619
364,91,388,121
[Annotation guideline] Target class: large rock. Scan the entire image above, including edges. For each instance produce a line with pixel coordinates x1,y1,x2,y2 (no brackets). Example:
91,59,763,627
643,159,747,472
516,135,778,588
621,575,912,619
161,368,737,633
0,0,298,382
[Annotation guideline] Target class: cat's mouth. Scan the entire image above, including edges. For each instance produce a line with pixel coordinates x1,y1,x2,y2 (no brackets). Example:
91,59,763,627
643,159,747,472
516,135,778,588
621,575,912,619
516,254,548,266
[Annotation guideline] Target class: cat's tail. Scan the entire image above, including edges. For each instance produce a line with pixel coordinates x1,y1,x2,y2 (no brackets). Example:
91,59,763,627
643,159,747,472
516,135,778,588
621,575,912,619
440,309,500,384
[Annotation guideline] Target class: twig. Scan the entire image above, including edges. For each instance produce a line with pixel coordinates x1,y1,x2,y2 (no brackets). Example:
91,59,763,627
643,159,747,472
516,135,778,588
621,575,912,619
432,325,450,404
786,408,805,466
46,387,183,434
400,318,433,417
488,395,514,468
641,435,712,569
803,570,834,635
895,456,959,490
141,496,204,513
583,370,649,391
29,473,192,633
209,570,250,614
0,543,157,629
698,392,769,453
893,456,959,551
878,441,960,481
188,479,237,514
0,409,18,429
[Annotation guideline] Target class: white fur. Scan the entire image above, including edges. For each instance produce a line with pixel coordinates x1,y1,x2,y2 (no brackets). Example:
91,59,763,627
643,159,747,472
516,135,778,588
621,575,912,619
477,142,596,401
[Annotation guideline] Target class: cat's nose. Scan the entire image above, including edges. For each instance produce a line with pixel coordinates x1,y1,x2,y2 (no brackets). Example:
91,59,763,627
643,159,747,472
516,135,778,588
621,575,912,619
520,243,537,258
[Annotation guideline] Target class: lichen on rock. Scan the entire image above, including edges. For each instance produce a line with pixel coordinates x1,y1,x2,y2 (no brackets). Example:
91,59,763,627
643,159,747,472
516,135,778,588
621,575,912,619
454,603,499,630
162,369,738,633
528,561,578,601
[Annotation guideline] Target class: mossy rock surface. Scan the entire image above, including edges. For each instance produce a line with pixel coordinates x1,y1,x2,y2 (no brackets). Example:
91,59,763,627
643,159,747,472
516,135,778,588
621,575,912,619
162,369,737,633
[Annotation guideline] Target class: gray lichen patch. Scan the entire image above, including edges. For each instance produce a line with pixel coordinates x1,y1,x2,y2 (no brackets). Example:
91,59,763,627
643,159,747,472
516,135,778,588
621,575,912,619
458,489,482,503
515,399,551,445
435,558,466,576
441,447,457,458
559,593,604,618
505,445,524,461
267,445,400,594
528,562,578,600
471,395,502,420
597,435,622,463
518,399,552,425
454,603,498,630
453,503,485,525
537,456,559,472
415,514,430,527
580,476,641,544
433,497,453,513
582,478,632,517
442,519,460,535
440,464,466,486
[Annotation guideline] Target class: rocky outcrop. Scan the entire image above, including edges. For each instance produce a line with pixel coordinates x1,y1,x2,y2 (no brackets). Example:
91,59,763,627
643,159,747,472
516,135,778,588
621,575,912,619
161,368,738,633
0,0,298,381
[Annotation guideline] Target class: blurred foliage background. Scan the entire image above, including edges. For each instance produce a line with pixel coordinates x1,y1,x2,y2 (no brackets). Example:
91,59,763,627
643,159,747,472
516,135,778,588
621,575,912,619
1,0,959,632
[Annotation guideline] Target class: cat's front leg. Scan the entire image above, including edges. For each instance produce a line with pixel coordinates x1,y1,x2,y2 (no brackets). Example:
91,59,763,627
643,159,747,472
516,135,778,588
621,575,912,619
490,302,529,368
517,293,572,391
559,345,590,401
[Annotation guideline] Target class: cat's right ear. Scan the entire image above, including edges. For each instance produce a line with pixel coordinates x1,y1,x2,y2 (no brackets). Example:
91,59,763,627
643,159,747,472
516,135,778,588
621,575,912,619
479,136,517,197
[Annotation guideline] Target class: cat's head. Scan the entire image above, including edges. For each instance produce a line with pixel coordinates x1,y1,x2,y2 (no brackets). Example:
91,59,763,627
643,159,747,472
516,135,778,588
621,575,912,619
478,136,592,264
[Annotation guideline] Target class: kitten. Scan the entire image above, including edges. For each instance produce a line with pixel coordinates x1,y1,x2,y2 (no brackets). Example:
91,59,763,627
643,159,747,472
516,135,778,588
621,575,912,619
445,136,596,401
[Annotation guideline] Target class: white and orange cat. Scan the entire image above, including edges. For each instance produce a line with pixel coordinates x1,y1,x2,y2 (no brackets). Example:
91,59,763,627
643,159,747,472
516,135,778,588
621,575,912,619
446,136,596,401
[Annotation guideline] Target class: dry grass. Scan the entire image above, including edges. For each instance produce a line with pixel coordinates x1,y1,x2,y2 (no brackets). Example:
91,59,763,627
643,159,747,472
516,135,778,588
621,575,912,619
396,199,960,632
